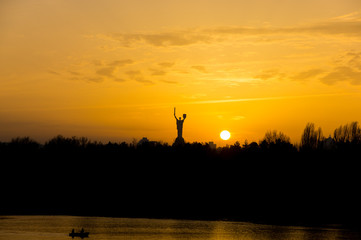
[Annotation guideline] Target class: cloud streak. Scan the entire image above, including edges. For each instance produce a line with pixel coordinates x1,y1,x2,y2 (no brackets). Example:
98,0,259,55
91,59,136,83
107,31,211,47
321,66,361,85
292,69,325,81
103,16,361,47
184,92,351,105
125,70,154,84
320,51,361,85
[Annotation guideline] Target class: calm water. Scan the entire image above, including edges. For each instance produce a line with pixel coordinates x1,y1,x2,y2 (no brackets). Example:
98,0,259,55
0,216,359,240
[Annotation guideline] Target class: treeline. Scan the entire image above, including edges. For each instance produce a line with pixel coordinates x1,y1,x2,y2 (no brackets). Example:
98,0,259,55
1,122,360,227
2,121,361,159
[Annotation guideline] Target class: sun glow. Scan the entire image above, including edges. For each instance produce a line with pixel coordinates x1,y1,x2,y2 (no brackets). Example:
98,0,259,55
220,130,231,140
1,1,361,144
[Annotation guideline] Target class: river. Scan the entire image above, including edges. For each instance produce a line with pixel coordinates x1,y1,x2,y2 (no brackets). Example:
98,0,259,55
0,216,359,240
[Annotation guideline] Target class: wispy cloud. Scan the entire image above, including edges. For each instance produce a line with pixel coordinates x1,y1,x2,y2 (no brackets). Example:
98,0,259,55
254,69,285,81
253,50,361,85
96,66,116,77
184,92,351,105
102,15,361,48
320,51,361,85
149,69,167,76
107,31,211,47
48,70,61,76
125,70,154,84
332,11,361,21
191,65,208,73
292,69,325,81
86,77,103,83
321,66,361,85
108,59,134,67
96,59,133,78
158,62,175,68
90,59,135,83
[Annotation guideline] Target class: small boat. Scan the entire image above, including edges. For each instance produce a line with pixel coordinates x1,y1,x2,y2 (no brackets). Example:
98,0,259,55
69,230,89,238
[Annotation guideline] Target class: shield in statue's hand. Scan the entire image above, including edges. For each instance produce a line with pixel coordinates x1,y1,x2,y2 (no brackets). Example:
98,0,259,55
183,114,186,118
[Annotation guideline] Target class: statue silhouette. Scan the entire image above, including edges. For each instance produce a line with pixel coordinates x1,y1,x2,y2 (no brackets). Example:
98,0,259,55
174,108,186,145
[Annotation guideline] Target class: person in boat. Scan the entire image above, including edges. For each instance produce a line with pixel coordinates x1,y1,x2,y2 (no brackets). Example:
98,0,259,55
72,229,75,234
80,228,84,234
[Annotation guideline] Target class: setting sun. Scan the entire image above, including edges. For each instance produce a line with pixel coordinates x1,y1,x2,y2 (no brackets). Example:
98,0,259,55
220,130,231,140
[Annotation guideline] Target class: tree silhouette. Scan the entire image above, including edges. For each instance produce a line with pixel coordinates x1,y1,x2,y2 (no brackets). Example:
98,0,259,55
259,130,295,153
9,137,40,151
334,121,361,144
300,123,324,151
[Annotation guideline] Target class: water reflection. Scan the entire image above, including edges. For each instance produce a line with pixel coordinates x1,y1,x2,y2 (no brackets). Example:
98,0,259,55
0,216,359,240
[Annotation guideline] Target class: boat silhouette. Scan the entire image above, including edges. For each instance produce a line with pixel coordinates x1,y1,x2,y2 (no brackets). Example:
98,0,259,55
69,229,89,238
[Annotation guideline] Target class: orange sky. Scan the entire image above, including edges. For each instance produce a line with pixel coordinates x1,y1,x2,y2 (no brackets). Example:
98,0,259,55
1,0,361,146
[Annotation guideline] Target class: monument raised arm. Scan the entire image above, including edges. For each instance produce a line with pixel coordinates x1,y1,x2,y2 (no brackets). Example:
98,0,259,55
173,107,186,145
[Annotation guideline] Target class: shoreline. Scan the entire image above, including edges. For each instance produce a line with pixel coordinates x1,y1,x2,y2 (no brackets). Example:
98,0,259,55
1,214,359,231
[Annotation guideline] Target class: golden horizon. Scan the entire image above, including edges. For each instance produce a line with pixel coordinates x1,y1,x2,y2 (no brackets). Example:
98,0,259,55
1,1,361,146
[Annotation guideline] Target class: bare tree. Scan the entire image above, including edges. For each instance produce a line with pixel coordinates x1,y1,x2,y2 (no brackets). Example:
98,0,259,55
262,130,290,145
333,122,361,144
301,123,324,150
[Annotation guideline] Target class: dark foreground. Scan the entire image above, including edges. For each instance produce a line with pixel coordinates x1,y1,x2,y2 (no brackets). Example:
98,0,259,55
1,138,360,229
2,215,360,240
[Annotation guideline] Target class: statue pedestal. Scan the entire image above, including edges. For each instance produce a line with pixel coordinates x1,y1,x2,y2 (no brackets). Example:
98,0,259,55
173,137,185,146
